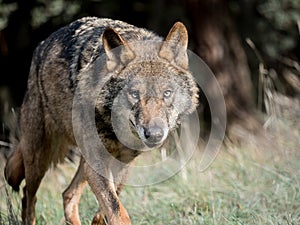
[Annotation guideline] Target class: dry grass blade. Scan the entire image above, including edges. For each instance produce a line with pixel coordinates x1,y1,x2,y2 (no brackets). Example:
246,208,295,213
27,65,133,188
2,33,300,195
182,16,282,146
0,186,20,225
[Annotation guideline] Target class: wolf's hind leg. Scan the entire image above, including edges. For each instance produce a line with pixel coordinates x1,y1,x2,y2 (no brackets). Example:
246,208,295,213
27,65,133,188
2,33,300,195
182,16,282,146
22,146,49,225
63,157,87,225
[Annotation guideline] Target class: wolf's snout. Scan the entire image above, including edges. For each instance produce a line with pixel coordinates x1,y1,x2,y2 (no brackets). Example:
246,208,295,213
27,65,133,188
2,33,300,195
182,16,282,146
144,126,164,143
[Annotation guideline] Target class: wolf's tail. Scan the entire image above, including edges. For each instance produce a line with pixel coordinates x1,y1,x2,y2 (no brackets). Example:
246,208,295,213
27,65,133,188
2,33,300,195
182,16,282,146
4,146,25,192
2,106,24,192
0,93,25,191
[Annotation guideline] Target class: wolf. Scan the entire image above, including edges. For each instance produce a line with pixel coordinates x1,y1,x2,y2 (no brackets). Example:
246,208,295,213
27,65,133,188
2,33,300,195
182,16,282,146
4,17,198,225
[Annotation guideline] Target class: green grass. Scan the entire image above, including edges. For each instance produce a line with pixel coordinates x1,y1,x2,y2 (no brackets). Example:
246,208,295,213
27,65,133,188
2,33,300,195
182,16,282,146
1,118,299,225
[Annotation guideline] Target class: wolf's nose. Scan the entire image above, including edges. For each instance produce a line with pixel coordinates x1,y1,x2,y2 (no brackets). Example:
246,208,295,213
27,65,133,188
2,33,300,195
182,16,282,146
144,126,164,142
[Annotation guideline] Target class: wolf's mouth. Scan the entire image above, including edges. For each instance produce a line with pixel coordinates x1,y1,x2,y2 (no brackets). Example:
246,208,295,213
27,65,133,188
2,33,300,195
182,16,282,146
129,119,140,138
129,119,135,129
143,140,163,149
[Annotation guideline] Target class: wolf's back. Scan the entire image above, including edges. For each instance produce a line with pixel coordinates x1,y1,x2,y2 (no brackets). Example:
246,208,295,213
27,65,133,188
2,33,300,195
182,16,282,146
33,17,160,90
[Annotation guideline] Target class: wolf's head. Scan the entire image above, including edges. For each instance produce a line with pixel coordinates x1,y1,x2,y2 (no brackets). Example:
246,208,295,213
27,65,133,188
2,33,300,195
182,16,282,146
101,22,198,149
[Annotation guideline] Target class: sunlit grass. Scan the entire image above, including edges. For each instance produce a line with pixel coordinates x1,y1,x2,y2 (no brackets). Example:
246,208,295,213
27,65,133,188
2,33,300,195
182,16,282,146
1,118,299,225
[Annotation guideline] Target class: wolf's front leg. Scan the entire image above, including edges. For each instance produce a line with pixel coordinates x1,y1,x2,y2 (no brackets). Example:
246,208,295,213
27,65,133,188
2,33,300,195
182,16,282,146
84,163,131,225
63,157,87,225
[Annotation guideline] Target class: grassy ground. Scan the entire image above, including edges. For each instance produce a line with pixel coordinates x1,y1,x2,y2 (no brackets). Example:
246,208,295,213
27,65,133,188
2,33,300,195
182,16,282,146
0,116,299,225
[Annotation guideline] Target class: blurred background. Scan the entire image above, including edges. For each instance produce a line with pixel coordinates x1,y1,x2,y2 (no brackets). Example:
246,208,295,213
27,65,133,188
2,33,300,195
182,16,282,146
0,0,299,142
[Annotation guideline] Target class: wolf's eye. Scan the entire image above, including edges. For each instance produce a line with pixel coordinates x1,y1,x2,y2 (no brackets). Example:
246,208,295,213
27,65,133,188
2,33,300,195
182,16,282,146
130,90,140,99
163,90,173,98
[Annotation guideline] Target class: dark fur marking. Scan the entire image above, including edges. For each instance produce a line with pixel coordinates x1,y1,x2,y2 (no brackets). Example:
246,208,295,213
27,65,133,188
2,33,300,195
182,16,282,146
108,190,120,214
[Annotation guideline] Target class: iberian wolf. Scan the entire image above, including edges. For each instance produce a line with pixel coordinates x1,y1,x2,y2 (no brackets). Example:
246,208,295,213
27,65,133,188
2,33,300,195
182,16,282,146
5,17,198,225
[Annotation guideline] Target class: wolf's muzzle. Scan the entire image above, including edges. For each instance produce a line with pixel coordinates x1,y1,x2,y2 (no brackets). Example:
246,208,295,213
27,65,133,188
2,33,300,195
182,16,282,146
136,117,168,148
142,124,167,148
144,125,164,144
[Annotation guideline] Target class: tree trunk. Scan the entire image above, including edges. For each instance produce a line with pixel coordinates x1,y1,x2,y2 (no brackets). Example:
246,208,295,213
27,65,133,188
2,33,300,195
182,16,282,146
184,0,260,134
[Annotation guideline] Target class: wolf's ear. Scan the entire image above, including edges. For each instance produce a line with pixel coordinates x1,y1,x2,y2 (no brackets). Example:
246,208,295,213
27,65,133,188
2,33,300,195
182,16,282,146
103,28,135,71
159,22,188,69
